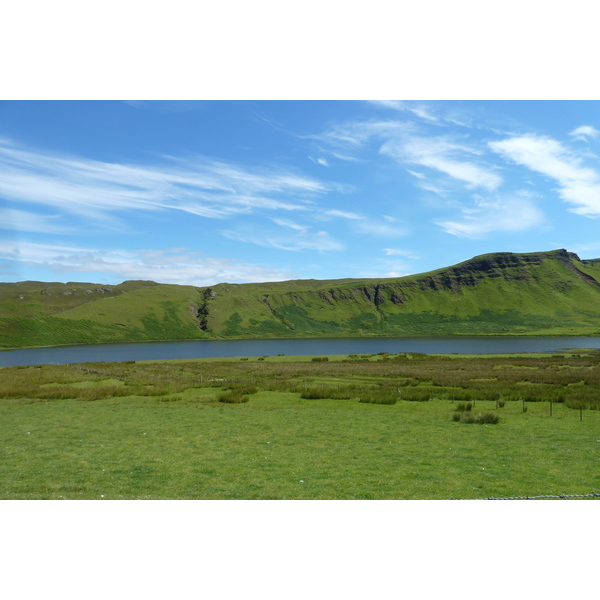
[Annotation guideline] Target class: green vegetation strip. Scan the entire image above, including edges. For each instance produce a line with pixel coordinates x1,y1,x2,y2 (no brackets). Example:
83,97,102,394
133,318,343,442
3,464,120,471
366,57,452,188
1,352,600,499
5,250,600,348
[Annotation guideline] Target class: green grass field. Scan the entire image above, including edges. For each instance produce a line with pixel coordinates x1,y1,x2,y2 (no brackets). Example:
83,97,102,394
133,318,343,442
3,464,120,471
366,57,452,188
2,352,600,499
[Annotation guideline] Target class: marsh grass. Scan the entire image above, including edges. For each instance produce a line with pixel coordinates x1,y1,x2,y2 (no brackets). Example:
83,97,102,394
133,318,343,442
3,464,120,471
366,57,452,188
218,391,250,404
358,395,397,405
1,352,600,499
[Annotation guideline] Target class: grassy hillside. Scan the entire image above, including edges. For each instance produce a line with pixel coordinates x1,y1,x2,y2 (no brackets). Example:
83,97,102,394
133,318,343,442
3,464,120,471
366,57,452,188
199,249,600,338
0,280,208,348
2,249,600,348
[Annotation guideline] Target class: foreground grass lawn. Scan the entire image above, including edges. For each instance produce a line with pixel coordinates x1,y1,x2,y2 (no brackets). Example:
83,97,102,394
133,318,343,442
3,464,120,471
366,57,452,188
2,373,599,499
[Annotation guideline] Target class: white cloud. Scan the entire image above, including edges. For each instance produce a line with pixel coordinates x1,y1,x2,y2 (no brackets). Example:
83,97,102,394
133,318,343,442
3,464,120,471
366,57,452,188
311,118,503,195
328,151,361,162
0,208,73,234
0,138,328,225
0,240,292,286
489,134,600,216
221,228,344,252
437,193,544,238
569,125,600,142
323,209,363,220
353,218,409,237
271,218,308,232
383,248,419,259
416,181,448,195
308,120,412,150
382,136,502,191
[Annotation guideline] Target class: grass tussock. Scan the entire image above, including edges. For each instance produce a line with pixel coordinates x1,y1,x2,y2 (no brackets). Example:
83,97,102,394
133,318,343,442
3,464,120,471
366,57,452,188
359,396,397,405
218,390,250,404
300,388,333,400
452,411,500,424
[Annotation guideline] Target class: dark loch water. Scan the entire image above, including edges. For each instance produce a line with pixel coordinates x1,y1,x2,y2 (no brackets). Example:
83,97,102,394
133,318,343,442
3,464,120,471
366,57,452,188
2,336,600,367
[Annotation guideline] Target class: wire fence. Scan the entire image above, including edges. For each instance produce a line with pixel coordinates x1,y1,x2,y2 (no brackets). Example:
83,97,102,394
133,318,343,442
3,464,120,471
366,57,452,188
456,492,600,500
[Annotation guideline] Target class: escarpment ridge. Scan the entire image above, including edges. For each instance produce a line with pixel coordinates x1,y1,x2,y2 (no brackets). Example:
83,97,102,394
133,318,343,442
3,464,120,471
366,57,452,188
3,249,600,348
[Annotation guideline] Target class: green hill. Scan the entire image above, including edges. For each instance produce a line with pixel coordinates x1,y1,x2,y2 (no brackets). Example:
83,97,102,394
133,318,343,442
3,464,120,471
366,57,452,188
2,249,600,348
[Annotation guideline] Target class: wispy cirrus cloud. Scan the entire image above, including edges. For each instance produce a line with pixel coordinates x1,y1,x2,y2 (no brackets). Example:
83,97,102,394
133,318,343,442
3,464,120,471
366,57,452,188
310,119,502,193
222,225,344,252
0,138,329,226
381,136,502,191
309,156,330,167
0,239,292,286
489,134,600,216
323,209,363,220
270,217,309,232
369,100,485,130
436,193,544,238
383,248,419,259
0,207,73,234
569,125,599,142
352,216,409,238
308,120,413,151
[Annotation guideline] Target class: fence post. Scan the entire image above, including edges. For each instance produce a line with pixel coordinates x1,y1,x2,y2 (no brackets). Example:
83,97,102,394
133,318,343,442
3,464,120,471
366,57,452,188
580,405,583,421
522,396,525,412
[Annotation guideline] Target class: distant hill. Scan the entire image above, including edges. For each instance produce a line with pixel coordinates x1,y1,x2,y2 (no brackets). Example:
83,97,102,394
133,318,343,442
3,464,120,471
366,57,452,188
2,249,600,348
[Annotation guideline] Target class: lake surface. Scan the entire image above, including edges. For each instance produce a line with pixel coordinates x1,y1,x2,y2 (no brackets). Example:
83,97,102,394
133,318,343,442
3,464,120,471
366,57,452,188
2,336,600,367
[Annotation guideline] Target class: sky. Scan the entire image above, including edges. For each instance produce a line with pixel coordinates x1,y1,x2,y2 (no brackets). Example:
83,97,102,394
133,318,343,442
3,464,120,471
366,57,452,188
1,100,600,287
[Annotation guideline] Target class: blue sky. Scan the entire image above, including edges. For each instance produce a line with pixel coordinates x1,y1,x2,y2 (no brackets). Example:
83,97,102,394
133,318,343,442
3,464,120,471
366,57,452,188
1,100,600,286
